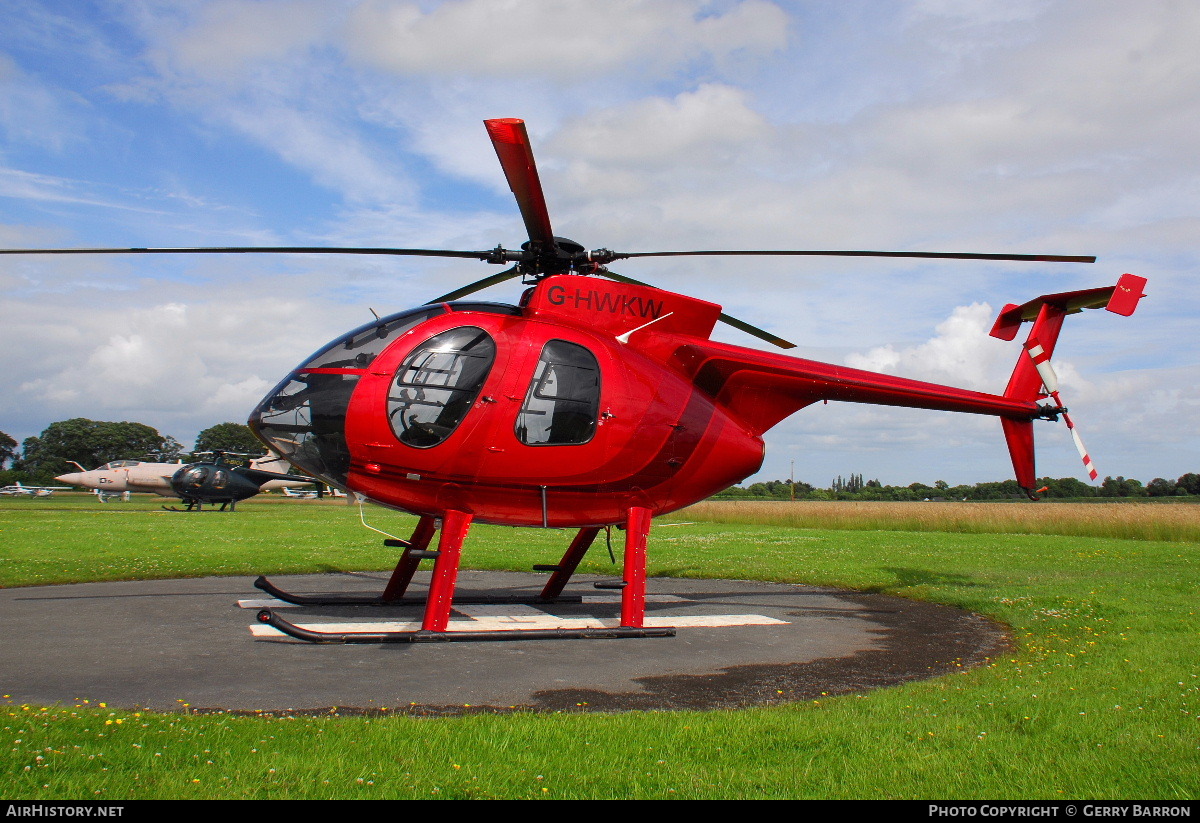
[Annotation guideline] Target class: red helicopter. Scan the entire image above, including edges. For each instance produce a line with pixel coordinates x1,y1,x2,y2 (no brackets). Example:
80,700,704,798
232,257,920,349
1,119,1146,642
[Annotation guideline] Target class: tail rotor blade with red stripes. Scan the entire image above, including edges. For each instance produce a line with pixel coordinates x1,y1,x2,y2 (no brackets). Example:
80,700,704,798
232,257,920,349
1023,337,1060,394
1068,422,1099,480
1024,340,1099,480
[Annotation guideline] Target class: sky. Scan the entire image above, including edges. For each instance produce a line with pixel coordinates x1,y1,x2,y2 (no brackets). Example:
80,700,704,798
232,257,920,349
0,0,1196,488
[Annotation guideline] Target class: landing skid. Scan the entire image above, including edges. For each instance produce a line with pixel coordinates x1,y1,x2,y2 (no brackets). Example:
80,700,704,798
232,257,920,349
253,575,583,607
251,507,669,643
162,499,236,512
255,609,674,643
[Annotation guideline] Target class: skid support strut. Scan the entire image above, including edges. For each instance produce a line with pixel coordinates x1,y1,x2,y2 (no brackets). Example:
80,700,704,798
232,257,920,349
538,526,601,599
621,506,651,628
381,515,438,601
422,510,472,632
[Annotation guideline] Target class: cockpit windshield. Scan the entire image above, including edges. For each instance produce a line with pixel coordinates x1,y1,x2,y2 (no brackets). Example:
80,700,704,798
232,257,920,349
302,309,442,371
250,302,520,484
250,306,447,484
96,460,140,470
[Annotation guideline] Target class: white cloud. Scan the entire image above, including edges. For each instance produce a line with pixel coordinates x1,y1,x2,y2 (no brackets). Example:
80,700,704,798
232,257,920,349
0,254,378,446
343,0,788,80
845,302,1007,390
218,105,414,205
112,2,418,208
0,167,174,213
146,0,335,84
553,85,770,170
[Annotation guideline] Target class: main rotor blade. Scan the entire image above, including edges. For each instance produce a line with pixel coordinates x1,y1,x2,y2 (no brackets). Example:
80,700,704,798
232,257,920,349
424,267,523,304
484,118,555,247
603,269,797,349
0,246,497,260
609,250,1096,264
713,312,797,349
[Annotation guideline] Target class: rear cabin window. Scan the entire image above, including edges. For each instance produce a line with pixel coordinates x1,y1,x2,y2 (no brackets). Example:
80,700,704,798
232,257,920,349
517,340,600,446
388,326,496,448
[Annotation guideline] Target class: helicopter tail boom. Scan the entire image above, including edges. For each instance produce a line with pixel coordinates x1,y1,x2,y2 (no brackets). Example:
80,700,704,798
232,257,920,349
683,343,1041,438
674,274,1145,495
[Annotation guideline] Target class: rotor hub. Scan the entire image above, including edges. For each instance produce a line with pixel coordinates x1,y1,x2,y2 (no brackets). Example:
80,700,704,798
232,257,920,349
517,236,591,277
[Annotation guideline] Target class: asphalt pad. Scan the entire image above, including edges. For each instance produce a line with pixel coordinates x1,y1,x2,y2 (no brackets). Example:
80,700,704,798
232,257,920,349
0,571,1008,714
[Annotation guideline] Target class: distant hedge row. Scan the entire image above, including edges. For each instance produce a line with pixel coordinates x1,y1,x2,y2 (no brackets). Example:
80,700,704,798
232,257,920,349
716,473,1200,501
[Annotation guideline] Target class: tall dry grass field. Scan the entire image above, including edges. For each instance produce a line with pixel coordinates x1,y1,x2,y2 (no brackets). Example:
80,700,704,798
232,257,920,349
680,500,1200,542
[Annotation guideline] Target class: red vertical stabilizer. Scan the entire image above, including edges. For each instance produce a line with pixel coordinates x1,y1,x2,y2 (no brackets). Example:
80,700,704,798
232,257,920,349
992,275,1146,495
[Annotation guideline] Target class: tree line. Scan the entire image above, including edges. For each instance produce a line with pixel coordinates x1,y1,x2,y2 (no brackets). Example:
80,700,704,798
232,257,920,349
4,418,1196,501
715,472,1200,501
0,419,265,484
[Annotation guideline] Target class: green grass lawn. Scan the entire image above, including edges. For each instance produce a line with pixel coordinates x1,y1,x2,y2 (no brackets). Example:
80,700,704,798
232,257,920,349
1,494,1197,799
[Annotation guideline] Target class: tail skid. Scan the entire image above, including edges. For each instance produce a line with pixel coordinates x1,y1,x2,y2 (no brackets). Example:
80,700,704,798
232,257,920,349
993,274,1146,496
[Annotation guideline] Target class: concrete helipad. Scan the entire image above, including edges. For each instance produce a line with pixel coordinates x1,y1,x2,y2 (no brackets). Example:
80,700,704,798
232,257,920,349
0,571,1008,713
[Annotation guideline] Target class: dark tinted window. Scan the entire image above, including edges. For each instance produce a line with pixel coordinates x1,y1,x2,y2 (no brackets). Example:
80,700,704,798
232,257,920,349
517,341,600,445
178,466,209,490
388,327,496,448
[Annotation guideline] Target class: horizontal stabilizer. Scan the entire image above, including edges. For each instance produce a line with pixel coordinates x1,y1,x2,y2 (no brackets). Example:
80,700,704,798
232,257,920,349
990,273,1147,341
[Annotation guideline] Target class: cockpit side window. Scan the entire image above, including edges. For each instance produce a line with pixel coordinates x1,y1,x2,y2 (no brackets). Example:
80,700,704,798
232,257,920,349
388,327,496,448
180,466,208,489
517,340,600,446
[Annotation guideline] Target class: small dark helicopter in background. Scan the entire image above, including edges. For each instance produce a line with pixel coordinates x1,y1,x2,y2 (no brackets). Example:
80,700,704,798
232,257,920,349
0,119,1145,642
165,451,320,511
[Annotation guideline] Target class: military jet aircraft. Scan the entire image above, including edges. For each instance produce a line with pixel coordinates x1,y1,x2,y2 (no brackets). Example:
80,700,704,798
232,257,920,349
55,458,183,497
54,452,314,508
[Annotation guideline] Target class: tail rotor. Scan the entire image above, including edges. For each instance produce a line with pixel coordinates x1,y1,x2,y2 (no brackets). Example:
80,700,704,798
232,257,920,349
1023,338,1098,480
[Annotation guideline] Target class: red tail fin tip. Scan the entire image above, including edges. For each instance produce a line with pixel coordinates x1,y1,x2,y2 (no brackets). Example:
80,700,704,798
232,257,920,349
1105,273,1148,317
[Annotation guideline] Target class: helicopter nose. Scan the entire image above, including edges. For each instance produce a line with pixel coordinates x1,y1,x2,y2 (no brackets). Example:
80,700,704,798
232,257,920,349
55,472,83,486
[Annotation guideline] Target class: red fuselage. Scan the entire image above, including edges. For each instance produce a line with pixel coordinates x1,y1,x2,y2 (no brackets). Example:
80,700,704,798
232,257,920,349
250,274,1041,526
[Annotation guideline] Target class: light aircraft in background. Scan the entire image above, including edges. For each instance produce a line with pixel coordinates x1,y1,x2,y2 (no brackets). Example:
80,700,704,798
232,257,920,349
0,482,71,497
